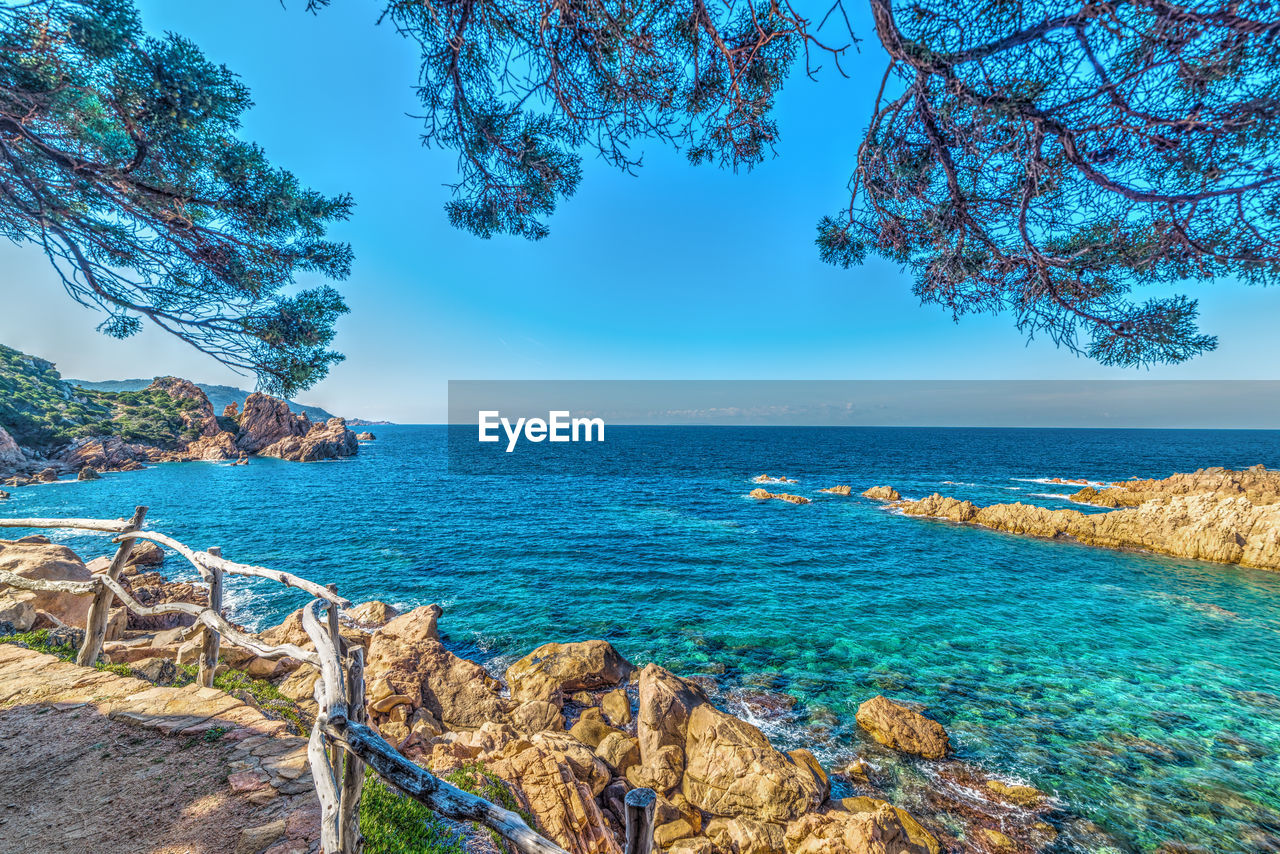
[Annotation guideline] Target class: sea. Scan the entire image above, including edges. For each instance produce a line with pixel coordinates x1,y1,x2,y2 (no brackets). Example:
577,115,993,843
4,425,1280,852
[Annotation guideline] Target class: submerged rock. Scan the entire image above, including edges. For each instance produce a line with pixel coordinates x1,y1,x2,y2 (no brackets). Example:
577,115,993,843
750,488,811,505
856,696,950,759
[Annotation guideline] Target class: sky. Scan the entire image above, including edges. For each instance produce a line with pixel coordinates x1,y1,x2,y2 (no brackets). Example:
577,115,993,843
2,0,1278,423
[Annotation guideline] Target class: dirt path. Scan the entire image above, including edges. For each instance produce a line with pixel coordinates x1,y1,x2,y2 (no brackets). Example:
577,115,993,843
0,644,321,854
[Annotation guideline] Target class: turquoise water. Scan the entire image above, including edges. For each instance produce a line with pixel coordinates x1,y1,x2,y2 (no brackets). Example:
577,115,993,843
5,426,1280,852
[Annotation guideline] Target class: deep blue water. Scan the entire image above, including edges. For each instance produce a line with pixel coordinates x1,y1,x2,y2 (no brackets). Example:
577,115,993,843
5,426,1280,852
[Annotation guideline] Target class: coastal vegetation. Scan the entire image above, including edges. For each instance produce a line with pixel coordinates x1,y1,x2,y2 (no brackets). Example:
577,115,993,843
0,343,200,450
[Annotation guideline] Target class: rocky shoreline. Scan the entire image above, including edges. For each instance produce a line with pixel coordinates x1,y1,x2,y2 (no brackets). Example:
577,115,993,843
879,465,1280,572
0,534,1086,854
1,376,359,489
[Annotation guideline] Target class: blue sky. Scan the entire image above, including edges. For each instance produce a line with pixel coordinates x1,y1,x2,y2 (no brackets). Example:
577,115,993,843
1,0,1277,422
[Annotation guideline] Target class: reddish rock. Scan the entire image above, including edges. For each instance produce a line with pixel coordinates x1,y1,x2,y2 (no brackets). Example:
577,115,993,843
236,393,311,454
147,377,220,438
258,417,358,462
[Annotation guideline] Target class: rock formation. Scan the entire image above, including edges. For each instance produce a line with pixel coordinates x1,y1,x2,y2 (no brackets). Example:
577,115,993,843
891,466,1280,572
356,432,375,441
749,489,811,505
861,486,901,502
506,640,634,705
235,392,312,454
819,485,852,496
855,696,950,759
147,376,221,437
0,537,96,628
60,436,149,472
258,417,359,462
753,475,797,484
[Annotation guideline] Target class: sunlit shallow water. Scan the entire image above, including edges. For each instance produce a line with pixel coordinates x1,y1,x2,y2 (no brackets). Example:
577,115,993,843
5,426,1280,852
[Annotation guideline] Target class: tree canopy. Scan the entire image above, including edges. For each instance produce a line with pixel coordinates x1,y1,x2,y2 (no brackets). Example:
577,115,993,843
0,0,352,396
4,0,1277,384
351,0,1279,366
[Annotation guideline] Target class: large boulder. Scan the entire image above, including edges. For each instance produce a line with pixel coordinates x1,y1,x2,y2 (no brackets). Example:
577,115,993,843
705,817,788,854
506,640,634,704
259,417,359,462
0,538,95,627
113,567,206,631
346,600,400,628
181,431,240,461
488,743,622,854
364,605,514,731
236,393,311,454
59,437,148,473
836,799,938,854
783,805,920,854
861,486,901,502
855,696,949,759
636,664,708,790
682,703,825,822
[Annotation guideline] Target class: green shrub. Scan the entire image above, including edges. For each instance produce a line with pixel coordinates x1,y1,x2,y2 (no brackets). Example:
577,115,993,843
359,770,466,854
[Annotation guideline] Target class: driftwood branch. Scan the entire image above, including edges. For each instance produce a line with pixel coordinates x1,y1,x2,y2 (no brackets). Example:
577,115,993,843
339,648,366,854
97,575,321,666
0,568,100,596
114,531,350,606
0,516,135,533
78,506,147,666
199,547,223,688
310,705,344,854
323,717,571,854
301,598,346,714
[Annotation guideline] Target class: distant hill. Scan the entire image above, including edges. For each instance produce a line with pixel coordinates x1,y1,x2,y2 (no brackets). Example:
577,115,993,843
69,379,340,422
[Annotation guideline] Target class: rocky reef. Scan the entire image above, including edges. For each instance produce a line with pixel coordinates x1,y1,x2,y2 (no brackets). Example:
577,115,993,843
889,465,1280,571
750,488,811,505
0,536,1076,854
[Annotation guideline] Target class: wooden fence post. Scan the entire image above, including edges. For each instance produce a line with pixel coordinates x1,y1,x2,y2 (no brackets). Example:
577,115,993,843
198,547,223,688
338,647,366,854
623,787,656,854
77,506,147,666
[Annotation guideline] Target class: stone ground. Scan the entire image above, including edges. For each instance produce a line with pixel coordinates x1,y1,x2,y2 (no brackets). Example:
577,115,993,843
0,644,321,854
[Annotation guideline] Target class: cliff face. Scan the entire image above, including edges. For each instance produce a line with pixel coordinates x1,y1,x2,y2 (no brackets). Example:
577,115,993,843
893,466,1280,572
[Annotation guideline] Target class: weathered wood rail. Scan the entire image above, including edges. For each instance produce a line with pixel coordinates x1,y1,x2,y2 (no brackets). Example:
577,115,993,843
0,508,656,854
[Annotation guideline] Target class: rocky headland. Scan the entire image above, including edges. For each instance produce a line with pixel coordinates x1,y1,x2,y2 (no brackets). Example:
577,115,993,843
0,344,358,487
0,534,1074,854
887,465,1280,572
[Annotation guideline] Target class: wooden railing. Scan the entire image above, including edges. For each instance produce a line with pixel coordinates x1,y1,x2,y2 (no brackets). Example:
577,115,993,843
0,508,657,854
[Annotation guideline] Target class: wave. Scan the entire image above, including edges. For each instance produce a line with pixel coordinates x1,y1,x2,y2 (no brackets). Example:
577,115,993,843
1011,477,1105,486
